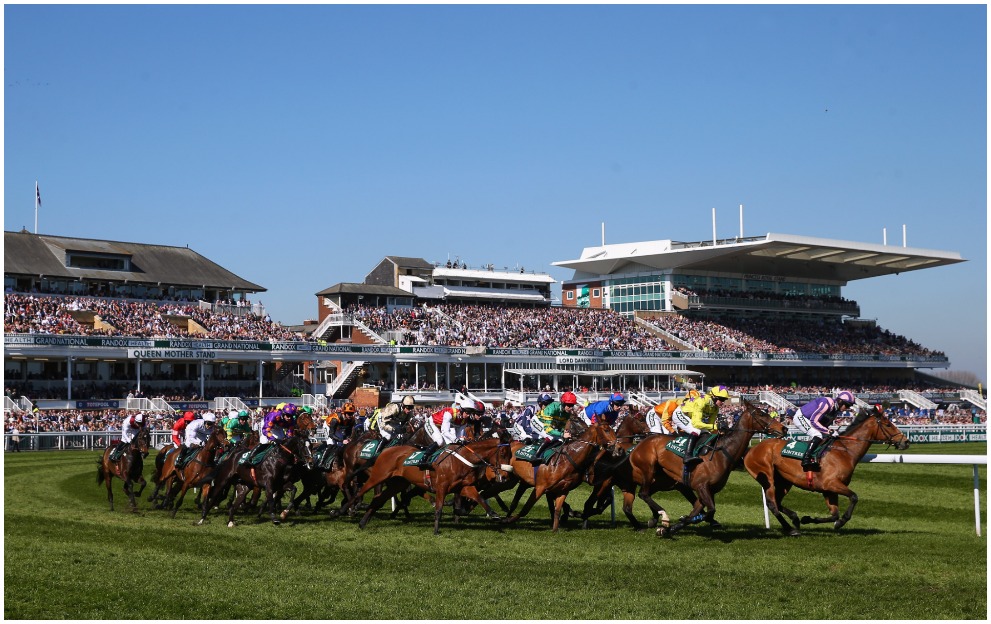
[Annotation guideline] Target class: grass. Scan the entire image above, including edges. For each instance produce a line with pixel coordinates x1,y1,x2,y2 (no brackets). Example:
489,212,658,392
4,443,987,619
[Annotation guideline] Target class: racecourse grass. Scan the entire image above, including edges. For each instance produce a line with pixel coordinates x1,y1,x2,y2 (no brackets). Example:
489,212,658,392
4,443,987,619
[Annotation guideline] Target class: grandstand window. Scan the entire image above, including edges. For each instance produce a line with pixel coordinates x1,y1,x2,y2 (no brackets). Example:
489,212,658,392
593,289,601,298
566,291,574,300
66,253,129,271
780,282,807,296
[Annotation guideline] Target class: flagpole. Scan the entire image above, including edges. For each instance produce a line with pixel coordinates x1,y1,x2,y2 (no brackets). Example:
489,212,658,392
34,181,39,234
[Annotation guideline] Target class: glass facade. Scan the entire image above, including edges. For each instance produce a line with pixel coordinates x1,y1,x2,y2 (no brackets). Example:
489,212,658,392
606,276,666,315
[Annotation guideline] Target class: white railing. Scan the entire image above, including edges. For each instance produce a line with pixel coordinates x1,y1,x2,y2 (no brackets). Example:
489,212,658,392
758,390,798,414
4,396,22,414
298,393,328,410
634,316,696,349
214,396,250,413
327,361,364,397
897,389,938,411
959,389,987,412
125,397,176,414
627,390,658,408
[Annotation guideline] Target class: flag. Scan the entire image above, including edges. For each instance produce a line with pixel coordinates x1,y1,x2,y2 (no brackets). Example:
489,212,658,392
35,181,41,208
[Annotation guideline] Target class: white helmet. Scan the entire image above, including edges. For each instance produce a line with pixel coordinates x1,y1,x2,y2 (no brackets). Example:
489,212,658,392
455,397,484,413
228,410,240,419
202,412,216,423
134,414,144,423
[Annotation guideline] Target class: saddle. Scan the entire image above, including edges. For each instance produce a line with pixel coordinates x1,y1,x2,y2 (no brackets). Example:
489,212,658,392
664,432,719,459
109,441,130,462
176,446,203,469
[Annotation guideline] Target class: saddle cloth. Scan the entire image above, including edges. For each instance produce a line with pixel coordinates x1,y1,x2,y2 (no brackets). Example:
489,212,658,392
664,433,718,458
403,447,444,467
237,444,274,466
780,439,829,461
358,440,382,460
514,443,556,465
311,443,339,471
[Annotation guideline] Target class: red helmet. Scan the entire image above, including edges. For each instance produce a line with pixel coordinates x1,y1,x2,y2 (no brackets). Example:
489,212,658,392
560,392,578,406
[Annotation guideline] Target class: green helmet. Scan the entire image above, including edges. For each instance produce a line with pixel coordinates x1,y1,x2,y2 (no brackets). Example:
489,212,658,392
300,406,314,415
238,410,249,418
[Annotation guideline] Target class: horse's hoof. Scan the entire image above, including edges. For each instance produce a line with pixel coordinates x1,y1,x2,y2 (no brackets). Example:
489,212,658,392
272,520,281,526
708,521,723,530
227,521,236,528
486,512,502,521
800,515,813,525
788,529,801,537
656,527,668,538
647,517,658,529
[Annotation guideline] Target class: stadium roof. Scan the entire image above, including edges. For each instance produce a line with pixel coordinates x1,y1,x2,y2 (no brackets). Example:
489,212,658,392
433,266,556,284
552,233,965,283
3,230,264,291
314,283,413,297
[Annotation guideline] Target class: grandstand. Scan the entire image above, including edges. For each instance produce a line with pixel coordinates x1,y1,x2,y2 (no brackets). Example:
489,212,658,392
3,229,985,426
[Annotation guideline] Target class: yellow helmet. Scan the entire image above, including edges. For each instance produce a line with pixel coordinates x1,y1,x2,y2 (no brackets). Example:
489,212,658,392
708,386,731,401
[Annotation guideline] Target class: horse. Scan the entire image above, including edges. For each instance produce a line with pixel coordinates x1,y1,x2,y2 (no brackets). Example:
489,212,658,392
354,427,515,534
166,425,228,518
334,418,424,517
211,433,313,526
96,427,151,511
744,407,909,536
502,419,617,532
597,400,787,535
575,407,652,522
147,443,182,508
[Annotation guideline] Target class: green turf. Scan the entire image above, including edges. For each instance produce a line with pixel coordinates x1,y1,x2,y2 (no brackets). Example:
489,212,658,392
4,444,987,619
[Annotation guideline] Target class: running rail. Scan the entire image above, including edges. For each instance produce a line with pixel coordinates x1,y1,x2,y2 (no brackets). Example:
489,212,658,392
758,454,988,536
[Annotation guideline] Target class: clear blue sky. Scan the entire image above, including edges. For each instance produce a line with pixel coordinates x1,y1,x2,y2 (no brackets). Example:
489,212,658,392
4,4,987,378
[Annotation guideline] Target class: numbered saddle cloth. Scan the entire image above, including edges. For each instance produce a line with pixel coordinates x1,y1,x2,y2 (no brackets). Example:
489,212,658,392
664,433,718,458
403,447,445,467
311,443,339,471
238,444,274,466
358,439,382,460
109,442,129,462
780,439,829,461
514,443,556,465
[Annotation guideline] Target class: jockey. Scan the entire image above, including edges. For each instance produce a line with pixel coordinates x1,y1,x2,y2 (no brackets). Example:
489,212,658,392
421,397,483,461
264,403,297,443
111,412,145,460
673,386,731,466
326,403,356,447
580,392,627,427
795,390,857,470
171,411,197,448
648,390,701,434
180,411,216,465
509,400,542,443
533,391,581,457
224,410,253,445
376,395,416,442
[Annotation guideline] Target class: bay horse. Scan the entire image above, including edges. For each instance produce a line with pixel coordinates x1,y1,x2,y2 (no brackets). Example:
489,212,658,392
334,419,424,517
744,407,909,536
576,407,652,523
147,443,181,507
215,434,313,526
600,400,786,535
167,425,228,518
354,428,515,534
502,419,617,532
96,427,151,511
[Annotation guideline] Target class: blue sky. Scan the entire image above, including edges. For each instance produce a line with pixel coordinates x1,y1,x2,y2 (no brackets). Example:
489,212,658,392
4,4,987,378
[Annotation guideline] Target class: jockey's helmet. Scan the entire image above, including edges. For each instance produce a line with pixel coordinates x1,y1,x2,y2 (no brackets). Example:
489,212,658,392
537,393,554,405
238,410,249,418
708,386,731,402
134,414,144,423
401,395,415,407
342,402,357,414
202,412,217,423
610,393,626,404
282,403,298,417
834,391,856,407
559,392,578,406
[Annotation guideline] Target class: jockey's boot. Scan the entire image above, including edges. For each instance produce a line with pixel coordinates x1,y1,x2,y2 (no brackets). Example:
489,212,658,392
802,436,824,471
683,434,702,467
420,442,439,467
110,442,125,462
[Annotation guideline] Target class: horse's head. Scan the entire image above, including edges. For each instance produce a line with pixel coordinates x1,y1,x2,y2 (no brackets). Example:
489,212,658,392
135,428,152,458
566,416,589,439
582,420,618,449
293,435,314,469
296,413,318,438
869,410,910,451
618,410,649,438
742,400,788,439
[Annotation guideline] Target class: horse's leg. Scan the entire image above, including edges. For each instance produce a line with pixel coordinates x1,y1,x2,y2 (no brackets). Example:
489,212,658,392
458,485,501,521
227,484,251,527
506,481,531,516
358,478,405,530
801,487,857,529
504,484,545,524
105,468,115,512
432,485,450,535
134,475,147,498
550,493,569,532
170,481,191,519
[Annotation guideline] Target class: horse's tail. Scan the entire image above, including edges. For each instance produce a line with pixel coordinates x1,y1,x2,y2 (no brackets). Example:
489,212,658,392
96,456,106,486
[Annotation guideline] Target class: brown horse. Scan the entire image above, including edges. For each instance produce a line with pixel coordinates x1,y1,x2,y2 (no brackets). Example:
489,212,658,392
577,408,653,523
601,400,787,535
96,427,151,511
167,425,228,518
355,429,515,534
744,408,909,536
503,419,618,532
217,434,313,526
